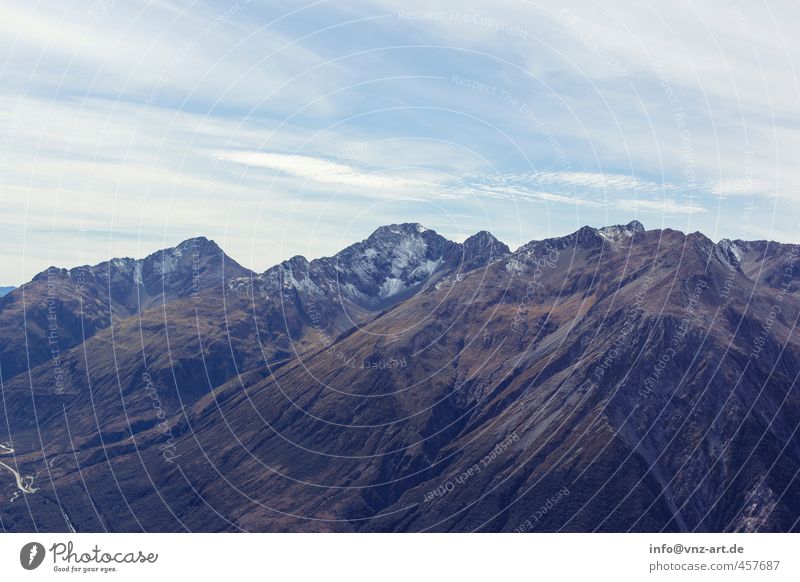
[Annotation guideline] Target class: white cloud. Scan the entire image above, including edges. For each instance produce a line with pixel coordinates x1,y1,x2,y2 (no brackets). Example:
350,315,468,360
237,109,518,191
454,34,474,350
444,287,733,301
511,188,603,207
529,170,650,192
214,151,414,190
616,198,706,215
710,179,774,197
214,150,615,207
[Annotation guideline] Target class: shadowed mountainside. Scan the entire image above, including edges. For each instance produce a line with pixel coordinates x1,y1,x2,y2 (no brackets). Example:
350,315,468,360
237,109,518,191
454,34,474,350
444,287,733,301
1,222,798,533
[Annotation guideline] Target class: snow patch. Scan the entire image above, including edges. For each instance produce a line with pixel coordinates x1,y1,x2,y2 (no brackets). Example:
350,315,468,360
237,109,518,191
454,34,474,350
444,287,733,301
390,235,427,276
505,258,523,273
719,239,742,262
410,257,444,279
379,277,406,298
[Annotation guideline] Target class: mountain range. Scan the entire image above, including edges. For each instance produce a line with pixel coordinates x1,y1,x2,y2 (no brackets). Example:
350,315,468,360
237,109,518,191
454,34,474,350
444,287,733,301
1,221,799,532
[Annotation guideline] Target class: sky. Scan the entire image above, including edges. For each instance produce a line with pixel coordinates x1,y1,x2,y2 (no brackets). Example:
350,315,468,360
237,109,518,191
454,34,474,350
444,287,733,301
1,0,799,285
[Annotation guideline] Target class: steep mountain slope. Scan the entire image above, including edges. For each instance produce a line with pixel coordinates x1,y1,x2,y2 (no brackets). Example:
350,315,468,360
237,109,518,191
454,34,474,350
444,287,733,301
1,222,798,533
718,238,800,295
0,223,508,530
0,237,252,384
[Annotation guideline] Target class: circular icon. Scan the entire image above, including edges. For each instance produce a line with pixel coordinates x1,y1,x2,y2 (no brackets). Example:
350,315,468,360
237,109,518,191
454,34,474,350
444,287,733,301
20,542,46,570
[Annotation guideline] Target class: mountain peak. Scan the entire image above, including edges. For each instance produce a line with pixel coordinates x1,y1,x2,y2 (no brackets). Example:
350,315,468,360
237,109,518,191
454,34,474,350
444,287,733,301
627,220,645,232
330,223,457,305
173,236,220,254
597,220,645,242
464,230,501,243
367,223,429,241
461,230,510,267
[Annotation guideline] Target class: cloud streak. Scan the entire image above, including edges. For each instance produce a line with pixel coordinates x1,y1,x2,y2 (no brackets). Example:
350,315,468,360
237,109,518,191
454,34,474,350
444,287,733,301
215,151,413,190
215,150,705,214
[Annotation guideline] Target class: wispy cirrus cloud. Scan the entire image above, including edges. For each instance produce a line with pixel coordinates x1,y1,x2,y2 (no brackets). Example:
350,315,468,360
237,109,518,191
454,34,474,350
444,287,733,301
710,179,774,198
617,198,706,215
528,170,654,192
214,151,413,191
214,149,704,214
441,182,604,207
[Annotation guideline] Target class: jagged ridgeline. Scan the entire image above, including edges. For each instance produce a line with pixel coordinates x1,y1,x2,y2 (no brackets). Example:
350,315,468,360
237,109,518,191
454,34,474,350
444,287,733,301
1,222,799,532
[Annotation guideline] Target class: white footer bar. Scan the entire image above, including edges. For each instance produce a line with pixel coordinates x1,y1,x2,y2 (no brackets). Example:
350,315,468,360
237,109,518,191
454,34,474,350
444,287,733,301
1,533,797,581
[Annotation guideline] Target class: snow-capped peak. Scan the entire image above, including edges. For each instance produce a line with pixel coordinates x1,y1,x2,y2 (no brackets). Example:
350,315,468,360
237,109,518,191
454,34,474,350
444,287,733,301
367,223,429,242
249,223,508,309
331,224,456,304
598,220,645,243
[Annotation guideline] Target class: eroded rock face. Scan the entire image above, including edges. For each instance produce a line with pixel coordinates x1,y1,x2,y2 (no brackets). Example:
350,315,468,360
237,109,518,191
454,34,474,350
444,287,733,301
2,222,799,533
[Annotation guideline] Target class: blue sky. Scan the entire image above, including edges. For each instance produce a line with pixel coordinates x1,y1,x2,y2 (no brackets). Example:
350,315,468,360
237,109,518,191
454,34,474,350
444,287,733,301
1,0,798,284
